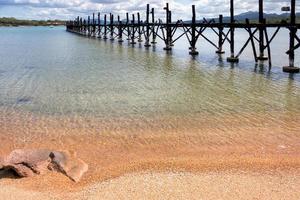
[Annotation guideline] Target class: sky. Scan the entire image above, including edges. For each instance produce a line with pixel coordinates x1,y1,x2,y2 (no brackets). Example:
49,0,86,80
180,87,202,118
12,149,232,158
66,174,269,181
0,0,297,20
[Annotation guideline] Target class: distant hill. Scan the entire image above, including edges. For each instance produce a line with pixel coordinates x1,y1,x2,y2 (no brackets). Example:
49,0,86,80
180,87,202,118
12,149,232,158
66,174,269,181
0,17,65,27
223,11,300,23
183,11,300,24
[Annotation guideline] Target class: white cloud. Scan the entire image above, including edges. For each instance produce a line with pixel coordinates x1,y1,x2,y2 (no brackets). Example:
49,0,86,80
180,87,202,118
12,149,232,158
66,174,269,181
0,0,299,20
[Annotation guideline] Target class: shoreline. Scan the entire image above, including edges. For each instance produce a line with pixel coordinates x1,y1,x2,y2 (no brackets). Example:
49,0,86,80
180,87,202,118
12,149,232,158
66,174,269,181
0,109,299,198
0,25,65,27
1,129,299,196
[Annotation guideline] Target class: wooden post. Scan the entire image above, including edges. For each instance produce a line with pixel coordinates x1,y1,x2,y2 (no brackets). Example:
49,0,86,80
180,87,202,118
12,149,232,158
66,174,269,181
257,0,268,60
163,3,172,51
80,17,83,33
104,14,108,39
87,16,91,36
92,13,95,37
83,19,86,35
189,5,199,55
78,18,80,33
118,15,123,43
227,0,239,62
169,10,174,46
283,0,300,73
77,16,80,33
110,13,114,40
137,13,143,42
151,8,157,44
216,15,225,54
98,12,101,38
130,14,136,44
126,13,130,40
145,4,151,47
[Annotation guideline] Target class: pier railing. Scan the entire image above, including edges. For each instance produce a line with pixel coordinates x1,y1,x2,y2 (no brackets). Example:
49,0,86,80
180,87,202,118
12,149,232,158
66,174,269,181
66,0,300,73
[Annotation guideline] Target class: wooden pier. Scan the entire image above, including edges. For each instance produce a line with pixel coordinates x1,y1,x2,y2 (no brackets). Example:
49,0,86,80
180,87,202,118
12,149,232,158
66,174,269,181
66,0,300,73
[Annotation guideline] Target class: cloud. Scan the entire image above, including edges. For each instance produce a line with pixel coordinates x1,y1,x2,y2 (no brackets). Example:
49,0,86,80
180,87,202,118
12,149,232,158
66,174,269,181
0,0,298,20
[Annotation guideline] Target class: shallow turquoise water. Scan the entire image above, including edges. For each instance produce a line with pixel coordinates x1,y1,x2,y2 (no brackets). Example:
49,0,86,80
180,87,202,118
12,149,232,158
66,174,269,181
0,26,299,119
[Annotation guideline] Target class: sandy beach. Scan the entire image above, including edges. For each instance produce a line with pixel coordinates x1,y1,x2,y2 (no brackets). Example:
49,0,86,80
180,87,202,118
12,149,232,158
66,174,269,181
1,171,300,200
0,110,300,199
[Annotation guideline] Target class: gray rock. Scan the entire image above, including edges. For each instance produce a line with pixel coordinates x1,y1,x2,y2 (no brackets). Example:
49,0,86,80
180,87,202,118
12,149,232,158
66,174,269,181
4,149,52,175
0,149,88,182
49,151,88,182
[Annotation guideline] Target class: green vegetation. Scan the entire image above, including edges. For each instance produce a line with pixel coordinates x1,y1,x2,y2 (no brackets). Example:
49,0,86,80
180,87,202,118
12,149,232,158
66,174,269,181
0,17,65,27
248,18,300,24
264,18,300,24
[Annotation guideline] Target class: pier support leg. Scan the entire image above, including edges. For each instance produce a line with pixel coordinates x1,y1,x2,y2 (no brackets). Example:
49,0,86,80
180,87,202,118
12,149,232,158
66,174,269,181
163,4,172,51
216,15,225,54
257,0,268,61
227,0,239,63
151,8,157,44
87,16,91,37
126,13,131,41
97,13,101,38
283,25,299,73
283,0,299,73
110,14,115,41
189,5,199,55
83,19,87,36
92,13,95,37
144,5,151,47
103,14,108,40
137,13,143,43
130,14,136,45
117,16,123,43
189,48,199,55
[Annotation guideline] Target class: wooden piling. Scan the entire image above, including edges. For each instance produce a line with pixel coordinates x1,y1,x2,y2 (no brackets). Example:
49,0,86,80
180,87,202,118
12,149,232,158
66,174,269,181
189,5,199,55
80,17,83,33
130,14,136,44
87,16,91,36
144,4,151,47
283,0,300,73
257,0,268,60
163,3,172,51
104,14,107,40
110,13,114,41
126,13,130,41
227,0,239,63
151,8,157,44
92,13,95,37
216,15,225,54
137,13,143,42
118,15,124,43
82,19,85,34
97,13,101,38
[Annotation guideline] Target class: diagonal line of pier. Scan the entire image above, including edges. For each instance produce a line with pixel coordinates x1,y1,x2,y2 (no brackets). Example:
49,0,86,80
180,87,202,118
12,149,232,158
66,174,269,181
66,0,300,74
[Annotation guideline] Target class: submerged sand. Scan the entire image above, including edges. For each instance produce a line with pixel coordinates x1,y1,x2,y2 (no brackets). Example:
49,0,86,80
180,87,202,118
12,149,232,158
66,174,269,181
0,110,300,199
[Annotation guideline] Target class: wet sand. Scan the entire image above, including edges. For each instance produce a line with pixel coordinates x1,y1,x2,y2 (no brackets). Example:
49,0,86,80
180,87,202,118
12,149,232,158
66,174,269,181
0,110,300,199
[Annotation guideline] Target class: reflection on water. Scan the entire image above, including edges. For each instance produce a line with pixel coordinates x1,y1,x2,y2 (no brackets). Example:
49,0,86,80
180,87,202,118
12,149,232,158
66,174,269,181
0,26,299,123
